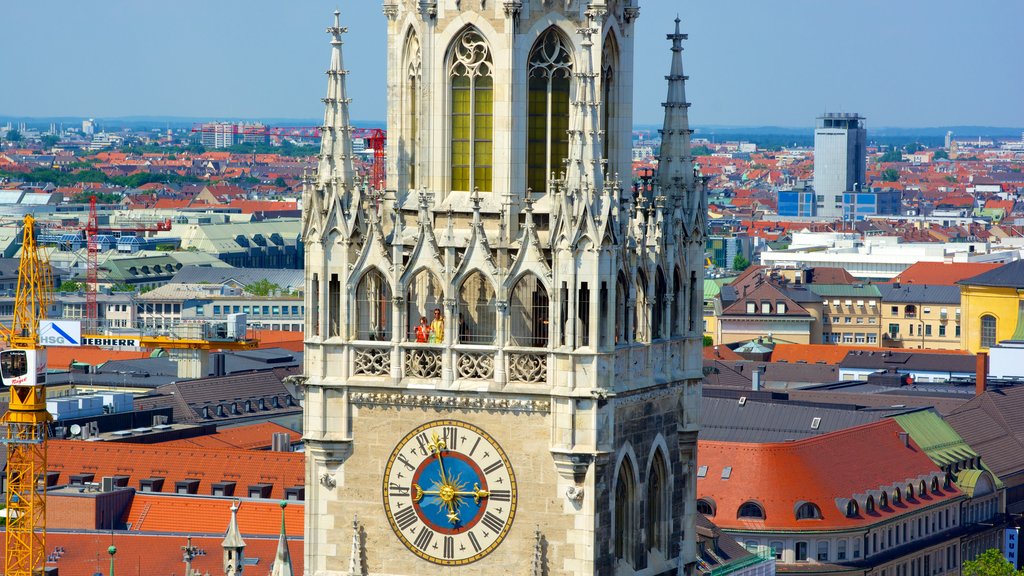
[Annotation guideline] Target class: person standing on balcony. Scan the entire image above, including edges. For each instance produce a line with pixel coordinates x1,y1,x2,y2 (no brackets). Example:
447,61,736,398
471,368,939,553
429,308,445,344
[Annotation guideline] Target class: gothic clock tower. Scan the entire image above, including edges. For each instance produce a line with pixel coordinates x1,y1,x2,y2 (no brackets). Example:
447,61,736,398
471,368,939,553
301,2,705,575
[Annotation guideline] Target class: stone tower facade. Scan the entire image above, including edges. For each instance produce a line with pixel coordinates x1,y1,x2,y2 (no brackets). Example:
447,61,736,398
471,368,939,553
301,2,705,575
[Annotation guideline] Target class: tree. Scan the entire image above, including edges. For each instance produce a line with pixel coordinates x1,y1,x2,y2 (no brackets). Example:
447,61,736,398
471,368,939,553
5,129,23,142
244,279,283,296
962,549,1024,576
57,280,85,292
881,168,900,182
733,254,751,271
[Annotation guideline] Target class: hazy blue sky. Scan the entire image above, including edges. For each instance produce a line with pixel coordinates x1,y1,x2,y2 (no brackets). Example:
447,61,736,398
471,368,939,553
2,1,1022,127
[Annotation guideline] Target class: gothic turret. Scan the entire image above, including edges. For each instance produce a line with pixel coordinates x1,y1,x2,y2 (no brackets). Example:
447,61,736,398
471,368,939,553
222,501,246,576
657,17,695,207
270,501,294,576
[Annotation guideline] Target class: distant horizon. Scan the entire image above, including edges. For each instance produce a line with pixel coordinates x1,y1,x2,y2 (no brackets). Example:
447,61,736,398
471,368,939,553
2,1,1022,127
2,115,1022,135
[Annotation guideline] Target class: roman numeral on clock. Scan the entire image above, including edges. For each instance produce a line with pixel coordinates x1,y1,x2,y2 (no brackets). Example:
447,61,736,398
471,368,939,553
443,536,455,559
481,511,505,533
414,527,434,550
482,460,503,475
388,482,409,497
394,505,418,531
489,489,510,502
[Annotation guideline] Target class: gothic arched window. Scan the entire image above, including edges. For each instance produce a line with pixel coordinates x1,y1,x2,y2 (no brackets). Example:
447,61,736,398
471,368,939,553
355,269,392,341
457,271,496,344
509,274,549,347
527,28,572,193
614,457,637,565
449,28,493,193
404,30,422,191
647,450,670,553
653,267,667,340
602,32,619,174
406,270,444,342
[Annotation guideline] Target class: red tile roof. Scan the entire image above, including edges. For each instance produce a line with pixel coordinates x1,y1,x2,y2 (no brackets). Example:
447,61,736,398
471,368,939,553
770,344,967,366
891,261,1002,286
124,493,303,536
48,440,304,499
698,420,962,531
42,532,302,576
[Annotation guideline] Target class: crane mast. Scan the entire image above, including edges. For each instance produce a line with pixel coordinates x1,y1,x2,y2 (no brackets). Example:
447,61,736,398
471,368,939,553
2,214,53,576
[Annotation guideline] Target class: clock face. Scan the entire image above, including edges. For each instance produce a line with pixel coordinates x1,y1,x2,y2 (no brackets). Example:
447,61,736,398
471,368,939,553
383,419,517,566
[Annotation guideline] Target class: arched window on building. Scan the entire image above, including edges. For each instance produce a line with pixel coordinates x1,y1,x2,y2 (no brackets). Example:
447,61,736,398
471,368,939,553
634,268,649,342
616,271,629,345
509,274,549,347
614,457,637,565
449,28,493,193
527,28,572,194
405,270,444,342
647,450,670,553
673,266,684,337
458,271,496,344
355,269,391,341
795,502,822,520
404,30,422,190
696,498,715,517
738,501,765,520
602,32,619,174
653,267,667,340
981,314,997,348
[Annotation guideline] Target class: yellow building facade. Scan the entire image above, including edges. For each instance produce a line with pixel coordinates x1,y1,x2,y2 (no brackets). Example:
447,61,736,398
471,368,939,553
958,261,1024,354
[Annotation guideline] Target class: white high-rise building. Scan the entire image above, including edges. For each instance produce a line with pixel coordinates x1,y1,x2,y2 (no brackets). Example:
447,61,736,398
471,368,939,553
301,3,706,575
813,113,866,219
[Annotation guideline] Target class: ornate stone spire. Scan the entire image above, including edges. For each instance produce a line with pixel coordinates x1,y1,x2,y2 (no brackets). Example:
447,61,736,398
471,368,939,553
317,9,356,191
222,501,246,576
563,9,605,201
657,16,694,200
270,501,294,576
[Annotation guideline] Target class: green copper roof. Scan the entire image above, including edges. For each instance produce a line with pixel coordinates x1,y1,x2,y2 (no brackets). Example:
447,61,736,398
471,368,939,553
892,410,977,467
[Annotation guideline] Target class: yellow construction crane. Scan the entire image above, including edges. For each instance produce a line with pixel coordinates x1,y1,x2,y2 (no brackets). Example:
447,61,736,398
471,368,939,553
1,214,53,576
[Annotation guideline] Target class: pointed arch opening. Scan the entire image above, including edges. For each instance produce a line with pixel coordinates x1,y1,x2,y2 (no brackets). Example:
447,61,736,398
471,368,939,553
673,266,684,337
527,27,573,194
602,32,620,174
634,267,649,343
509,274,549,347
653,267,667,340
457,271,496,344
616,271,629,345
404,28,422,191
647,449,670,553
355,269,392,341
449,28,494,193
406,269,444,342
614,456,637,565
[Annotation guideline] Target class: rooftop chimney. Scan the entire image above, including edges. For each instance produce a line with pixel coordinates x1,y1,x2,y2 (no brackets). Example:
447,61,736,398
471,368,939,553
976,352,988,396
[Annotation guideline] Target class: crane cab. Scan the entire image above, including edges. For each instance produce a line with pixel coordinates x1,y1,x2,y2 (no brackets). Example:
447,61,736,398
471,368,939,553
0,349,46,387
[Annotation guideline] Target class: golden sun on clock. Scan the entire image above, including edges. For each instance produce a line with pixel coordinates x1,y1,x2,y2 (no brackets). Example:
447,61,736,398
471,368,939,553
382,420,517,566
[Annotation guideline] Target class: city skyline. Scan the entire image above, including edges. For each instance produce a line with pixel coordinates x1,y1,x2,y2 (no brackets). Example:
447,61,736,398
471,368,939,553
2,1,1023,127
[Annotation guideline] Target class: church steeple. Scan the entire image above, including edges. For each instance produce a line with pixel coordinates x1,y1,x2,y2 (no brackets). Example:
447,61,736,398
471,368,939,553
222,501,246,576
657,16,695,200
317,9,356,190
270,501,294,576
